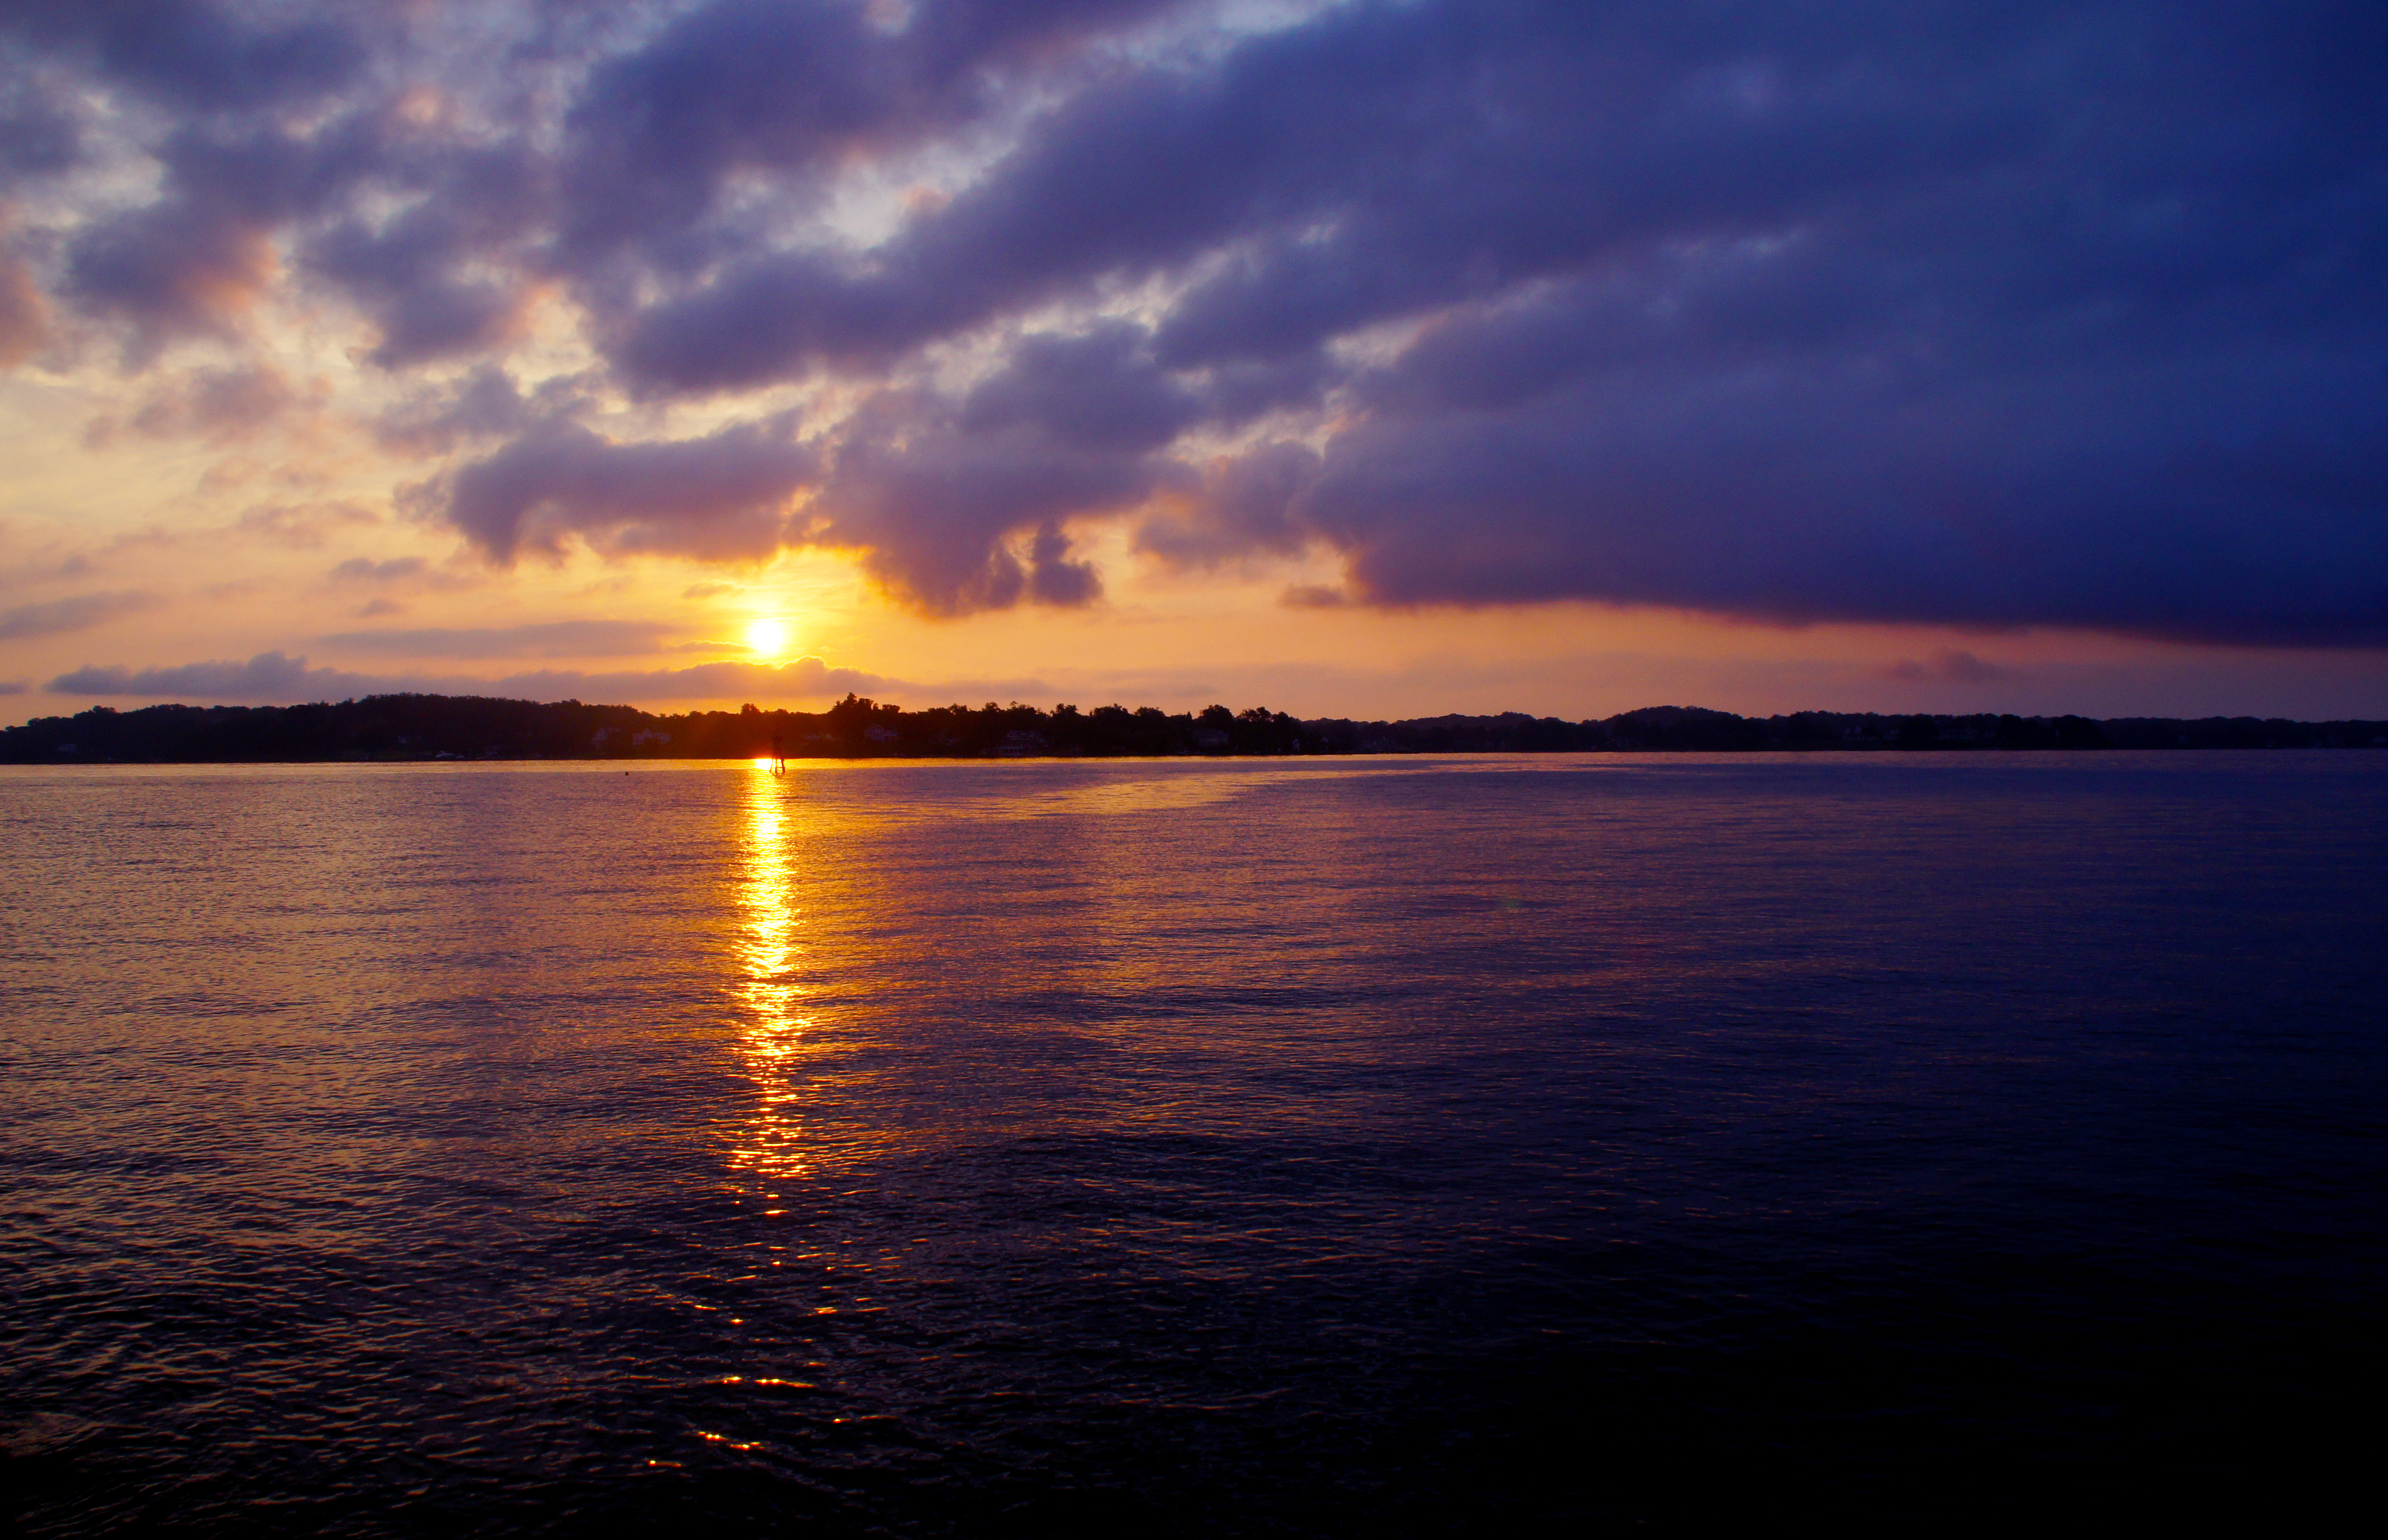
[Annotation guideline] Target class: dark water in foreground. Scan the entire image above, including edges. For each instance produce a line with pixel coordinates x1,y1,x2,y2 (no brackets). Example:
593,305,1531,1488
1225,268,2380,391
3,753,2383,1533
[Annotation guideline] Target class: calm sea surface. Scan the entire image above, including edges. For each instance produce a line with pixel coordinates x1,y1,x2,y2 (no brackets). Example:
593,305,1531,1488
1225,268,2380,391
4,753,2383,1532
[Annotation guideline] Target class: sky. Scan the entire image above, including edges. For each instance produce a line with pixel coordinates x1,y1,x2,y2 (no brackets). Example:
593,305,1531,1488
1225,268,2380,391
3,0,2385,726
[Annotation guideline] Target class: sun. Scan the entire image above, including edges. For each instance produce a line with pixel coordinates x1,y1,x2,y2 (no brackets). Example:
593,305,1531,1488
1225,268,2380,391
746,617,789,658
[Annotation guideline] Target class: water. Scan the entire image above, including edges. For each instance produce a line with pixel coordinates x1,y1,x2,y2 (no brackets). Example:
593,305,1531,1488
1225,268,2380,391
4,753,2383,1532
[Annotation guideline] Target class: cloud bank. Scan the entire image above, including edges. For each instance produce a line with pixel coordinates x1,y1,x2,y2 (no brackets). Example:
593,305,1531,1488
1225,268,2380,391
5,1,2384,644
0,591,162,640
48,650,899,705
317,620,681,658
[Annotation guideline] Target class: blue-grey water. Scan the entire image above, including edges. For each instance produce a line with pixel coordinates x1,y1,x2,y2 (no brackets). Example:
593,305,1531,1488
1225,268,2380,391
4,753,2383,1533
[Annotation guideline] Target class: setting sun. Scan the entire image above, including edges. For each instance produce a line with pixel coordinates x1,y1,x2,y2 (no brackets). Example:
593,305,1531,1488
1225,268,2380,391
746,619,789,658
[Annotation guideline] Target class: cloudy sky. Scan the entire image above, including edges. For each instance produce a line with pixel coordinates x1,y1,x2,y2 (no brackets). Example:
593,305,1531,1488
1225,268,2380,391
3,0,2384,724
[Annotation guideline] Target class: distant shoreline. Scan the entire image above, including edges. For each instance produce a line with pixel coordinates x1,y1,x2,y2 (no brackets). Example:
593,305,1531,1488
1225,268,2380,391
4,693,2384,763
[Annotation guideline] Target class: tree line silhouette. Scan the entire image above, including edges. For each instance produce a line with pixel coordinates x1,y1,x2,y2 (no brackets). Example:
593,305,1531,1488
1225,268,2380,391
4,693,2384,763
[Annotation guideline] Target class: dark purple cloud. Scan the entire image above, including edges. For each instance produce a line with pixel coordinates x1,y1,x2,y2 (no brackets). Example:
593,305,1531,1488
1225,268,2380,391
574,0,2388,641
53,59,546,360
372,367,600,458
554,0,1189,273
806,387,1152,612
0,1,367,115
602,14,1385,390
432,417,817,563
408,365,1148,610
960,324,1200,453
65,202,275,350
0,80,80,187
306,141,547,367
63,118,380,350
1136,441,1316,568
7,1,2385,642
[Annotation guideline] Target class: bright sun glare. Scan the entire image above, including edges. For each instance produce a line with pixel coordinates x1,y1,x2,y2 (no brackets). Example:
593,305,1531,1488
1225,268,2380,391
746,618,788,658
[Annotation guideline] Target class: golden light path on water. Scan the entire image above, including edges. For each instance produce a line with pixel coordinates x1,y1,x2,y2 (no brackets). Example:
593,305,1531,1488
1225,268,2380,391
731,759,810,1181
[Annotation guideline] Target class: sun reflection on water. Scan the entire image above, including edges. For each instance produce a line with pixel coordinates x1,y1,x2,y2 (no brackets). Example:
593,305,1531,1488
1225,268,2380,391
731,761,810,1178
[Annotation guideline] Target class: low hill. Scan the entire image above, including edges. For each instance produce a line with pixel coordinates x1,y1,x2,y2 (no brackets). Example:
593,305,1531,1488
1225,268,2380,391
5,693,2383,762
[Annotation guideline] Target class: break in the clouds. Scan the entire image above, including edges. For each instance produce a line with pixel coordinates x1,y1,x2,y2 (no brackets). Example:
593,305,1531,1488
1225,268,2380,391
6,1,2386,645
